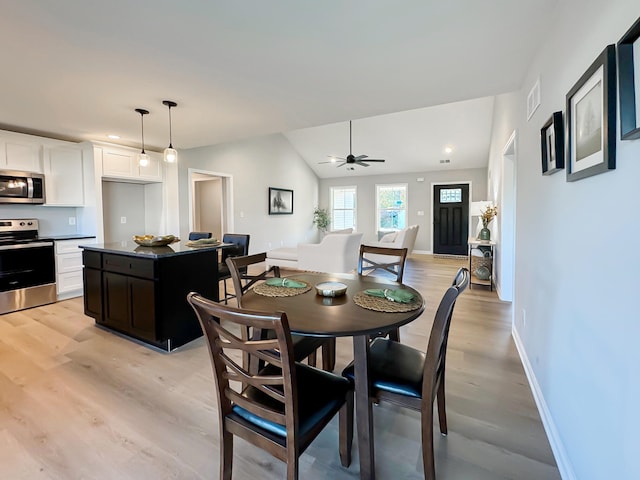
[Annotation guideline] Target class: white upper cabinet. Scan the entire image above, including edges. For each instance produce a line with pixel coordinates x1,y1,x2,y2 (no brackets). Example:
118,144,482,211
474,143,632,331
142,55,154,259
43,145,85,206
101,145,162,182
0,137,42,173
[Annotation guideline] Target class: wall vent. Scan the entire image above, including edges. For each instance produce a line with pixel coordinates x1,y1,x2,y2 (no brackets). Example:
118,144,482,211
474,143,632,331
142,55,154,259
439,159,450,164
527,78,541,121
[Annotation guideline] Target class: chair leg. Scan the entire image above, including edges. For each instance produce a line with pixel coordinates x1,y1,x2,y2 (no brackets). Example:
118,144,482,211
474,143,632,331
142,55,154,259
220,430,233,480
307,349,317,367
421,407,436,480
322,339,336,371
437,376,448,435
339,389,354,467
388,327,401,343
286,453,299,480
223,278,229,304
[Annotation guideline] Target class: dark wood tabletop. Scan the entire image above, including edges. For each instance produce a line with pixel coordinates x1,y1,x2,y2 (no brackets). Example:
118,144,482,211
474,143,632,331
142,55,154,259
240,272,425,338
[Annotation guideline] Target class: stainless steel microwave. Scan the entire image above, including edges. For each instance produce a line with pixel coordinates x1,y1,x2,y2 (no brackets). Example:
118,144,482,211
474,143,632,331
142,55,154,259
0,170,45,204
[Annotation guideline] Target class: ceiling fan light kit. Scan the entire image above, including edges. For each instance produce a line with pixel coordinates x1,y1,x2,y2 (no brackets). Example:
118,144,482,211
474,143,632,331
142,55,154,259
319,120,386,168
135,108,150,167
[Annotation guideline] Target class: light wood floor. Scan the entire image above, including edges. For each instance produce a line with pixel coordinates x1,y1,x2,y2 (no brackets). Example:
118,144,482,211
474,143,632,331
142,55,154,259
0,255,560,479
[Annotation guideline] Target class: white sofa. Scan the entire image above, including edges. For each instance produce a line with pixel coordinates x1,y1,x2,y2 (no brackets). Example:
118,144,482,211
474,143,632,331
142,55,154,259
266,231,364,273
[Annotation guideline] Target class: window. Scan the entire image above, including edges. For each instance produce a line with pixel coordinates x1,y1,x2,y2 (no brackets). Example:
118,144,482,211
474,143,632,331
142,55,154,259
439,188,462,203
330,186,357,230
376,184,407,234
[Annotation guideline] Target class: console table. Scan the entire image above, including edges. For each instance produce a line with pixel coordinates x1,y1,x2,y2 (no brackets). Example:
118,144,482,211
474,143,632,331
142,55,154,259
468,238,495,290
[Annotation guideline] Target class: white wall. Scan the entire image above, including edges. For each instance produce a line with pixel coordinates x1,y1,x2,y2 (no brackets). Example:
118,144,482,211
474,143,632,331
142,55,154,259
319,168,488,252
488,1,640,478
102,181,147,242
178,133,320,253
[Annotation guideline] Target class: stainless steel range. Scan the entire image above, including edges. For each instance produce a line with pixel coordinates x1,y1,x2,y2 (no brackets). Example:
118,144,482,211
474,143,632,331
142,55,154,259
0,219,56,314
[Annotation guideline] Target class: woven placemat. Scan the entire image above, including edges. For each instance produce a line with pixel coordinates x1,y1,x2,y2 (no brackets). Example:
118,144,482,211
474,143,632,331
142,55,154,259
353,291,422,313
253,281,312,297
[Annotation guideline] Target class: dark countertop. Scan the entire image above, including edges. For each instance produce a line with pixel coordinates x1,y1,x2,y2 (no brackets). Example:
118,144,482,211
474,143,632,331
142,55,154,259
81,241,229,258
47,234,97,241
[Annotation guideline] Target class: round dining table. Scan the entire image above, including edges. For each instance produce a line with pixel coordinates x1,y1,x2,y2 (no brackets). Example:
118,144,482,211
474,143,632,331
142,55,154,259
240,271,425,480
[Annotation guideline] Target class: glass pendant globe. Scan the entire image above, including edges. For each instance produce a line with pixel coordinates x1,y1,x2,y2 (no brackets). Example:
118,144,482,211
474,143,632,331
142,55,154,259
138,152,150,167
164,147,178,163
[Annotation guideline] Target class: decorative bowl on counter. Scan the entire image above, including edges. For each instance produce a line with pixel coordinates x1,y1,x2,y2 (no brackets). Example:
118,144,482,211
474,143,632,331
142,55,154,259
315,281,347,297
133,234,179,247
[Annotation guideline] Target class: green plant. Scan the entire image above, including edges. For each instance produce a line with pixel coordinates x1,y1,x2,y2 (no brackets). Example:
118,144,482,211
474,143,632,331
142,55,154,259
312,207,331,232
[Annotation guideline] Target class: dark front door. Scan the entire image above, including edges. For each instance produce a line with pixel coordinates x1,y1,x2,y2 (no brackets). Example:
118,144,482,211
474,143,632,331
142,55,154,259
433,184,469,255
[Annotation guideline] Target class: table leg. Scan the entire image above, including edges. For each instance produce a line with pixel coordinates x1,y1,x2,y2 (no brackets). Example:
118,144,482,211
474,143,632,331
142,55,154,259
353,334,375,479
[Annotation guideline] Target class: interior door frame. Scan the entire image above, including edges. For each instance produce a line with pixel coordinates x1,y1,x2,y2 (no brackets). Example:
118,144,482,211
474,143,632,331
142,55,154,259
430,180,473,254
187,168,234,237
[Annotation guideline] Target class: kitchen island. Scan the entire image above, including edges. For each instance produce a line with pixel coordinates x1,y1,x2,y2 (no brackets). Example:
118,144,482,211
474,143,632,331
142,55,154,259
81,241,225,352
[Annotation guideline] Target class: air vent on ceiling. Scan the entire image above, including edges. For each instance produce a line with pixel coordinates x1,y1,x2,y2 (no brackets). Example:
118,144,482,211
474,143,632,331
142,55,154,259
527,78,541,121
439,159,450,164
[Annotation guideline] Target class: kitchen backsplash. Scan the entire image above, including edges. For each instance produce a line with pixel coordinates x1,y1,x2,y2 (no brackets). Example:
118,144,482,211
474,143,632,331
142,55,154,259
0,205,79,236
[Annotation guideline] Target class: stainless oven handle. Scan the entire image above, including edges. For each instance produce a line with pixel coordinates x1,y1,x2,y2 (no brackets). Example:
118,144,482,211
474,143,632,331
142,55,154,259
0,241,54,251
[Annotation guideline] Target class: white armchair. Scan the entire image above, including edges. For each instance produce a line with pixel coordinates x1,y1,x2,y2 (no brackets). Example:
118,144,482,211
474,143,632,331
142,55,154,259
369,225,419,252
266,232,364,273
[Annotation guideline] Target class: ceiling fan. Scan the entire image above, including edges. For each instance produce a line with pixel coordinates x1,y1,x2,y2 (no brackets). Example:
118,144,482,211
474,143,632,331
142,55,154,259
319,121,386,168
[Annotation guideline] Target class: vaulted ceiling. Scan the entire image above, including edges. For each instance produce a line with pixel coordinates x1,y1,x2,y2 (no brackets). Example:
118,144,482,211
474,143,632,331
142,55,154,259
0,1,558,177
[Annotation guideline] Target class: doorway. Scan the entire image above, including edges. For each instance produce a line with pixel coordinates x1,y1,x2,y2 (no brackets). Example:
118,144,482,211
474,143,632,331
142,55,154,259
188,169,234,241
432,183,470,256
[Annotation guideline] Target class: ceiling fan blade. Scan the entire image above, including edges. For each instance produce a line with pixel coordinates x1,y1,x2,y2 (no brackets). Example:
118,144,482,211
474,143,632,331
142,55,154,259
362,159,385,162
318,161,335,164
354,154,368,160
355,161,370,167
336,162,347,167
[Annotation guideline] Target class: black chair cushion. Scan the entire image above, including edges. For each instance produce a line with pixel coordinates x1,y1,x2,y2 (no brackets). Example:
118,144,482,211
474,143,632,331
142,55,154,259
230,362,351,438
342,337,426,398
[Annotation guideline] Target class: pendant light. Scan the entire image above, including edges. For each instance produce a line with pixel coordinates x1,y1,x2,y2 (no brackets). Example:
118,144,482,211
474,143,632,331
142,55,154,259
135,108,150,167
162,100,178,163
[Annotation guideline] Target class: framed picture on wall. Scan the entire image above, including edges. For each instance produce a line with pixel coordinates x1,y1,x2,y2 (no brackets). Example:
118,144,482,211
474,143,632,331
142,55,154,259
541,111,564,175
268,187,293,215
566,44,616,182
618,15,640,140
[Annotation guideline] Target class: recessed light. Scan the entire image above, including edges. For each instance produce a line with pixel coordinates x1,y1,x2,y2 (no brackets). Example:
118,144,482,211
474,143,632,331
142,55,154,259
444,146,453,154
107,134,120,140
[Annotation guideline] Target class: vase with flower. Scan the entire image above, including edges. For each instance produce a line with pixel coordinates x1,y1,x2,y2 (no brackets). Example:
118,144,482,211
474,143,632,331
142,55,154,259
478,204,498,241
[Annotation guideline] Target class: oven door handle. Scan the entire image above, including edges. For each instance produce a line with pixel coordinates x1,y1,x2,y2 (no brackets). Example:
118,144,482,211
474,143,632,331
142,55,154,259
0,241,54,251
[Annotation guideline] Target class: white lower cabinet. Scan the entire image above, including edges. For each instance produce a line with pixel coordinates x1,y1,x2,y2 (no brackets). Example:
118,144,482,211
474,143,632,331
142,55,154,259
55,238,96,299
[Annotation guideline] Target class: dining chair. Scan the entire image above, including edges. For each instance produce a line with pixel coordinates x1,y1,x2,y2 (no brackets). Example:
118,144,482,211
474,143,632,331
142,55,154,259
187,293,353,480
188,231,213,241
358,244,409,283
358,245,409,342
226,252,332,371
342,267,470,480
217,233,250,304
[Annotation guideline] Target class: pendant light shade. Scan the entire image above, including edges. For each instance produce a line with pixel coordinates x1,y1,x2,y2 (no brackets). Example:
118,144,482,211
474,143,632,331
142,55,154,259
162,100,178,163
135,108,150,167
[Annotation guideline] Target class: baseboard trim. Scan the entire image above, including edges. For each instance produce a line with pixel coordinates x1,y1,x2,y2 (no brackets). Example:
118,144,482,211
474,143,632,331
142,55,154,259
512,326,576,480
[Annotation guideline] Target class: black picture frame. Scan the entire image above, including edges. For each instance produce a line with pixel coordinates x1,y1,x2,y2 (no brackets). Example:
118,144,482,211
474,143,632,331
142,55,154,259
268,187,293,215
618,16,640,140
541,111,565,175
566,44,616,182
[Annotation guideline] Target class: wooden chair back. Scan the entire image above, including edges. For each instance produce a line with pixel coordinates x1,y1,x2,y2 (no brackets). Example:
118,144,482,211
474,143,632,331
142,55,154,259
422,266,469,409
226,252,280,307
358,245,408,283
186,294,298,474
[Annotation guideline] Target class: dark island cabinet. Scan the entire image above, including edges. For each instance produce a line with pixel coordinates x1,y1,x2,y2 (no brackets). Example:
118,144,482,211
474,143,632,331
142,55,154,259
82,247,219,352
